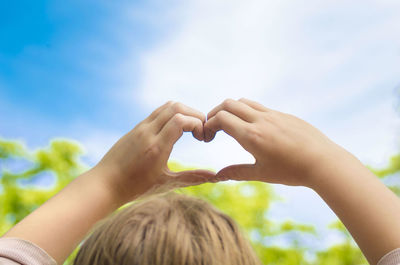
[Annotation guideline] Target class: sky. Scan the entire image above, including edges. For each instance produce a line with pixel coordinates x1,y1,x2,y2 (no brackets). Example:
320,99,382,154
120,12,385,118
1,0,400,249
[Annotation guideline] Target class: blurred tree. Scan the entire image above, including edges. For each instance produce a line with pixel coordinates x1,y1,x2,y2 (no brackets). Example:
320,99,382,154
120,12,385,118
0,138,86,264
2,136,398,265
369,154,400,195
315,221,367,265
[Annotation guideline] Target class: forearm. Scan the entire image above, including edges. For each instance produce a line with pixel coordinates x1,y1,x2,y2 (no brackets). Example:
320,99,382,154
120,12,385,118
2,168,122,264
311,151,400,265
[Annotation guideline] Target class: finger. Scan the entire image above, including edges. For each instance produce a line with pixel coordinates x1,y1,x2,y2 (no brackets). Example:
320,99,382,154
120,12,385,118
203,110,249,142
151,102,205,134
207,98,258,122
166,169,216,187
144,101,174,123
238,98,271,112
158,113,204,152
215,164,258,181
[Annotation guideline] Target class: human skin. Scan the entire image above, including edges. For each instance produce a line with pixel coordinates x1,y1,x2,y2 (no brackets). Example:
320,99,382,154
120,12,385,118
204,98,400,265
3,101,216,264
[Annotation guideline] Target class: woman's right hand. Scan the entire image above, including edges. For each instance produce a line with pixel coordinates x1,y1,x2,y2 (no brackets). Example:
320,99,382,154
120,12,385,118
204,98,354,188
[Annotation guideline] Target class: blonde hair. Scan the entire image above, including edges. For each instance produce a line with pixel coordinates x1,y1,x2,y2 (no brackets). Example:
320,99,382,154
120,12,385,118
74,193,262,265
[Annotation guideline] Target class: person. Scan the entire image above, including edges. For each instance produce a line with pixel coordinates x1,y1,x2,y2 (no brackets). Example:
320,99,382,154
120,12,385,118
0,98,399,265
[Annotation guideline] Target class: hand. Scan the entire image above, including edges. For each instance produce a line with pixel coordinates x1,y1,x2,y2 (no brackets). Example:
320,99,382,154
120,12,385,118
93,101,216,204
204,98,351,187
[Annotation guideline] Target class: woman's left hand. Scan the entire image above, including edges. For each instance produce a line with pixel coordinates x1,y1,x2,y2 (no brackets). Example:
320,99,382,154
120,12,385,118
92,101,216,204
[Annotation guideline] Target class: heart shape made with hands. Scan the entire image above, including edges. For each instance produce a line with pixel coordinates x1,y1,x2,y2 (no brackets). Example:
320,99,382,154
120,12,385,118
163,97,327,187
101,97,324,202
100,97,336,202
97,98,293,203
162,98,266,183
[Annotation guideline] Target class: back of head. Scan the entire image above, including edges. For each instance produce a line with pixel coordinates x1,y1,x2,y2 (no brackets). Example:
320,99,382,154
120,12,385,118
74,193,261,265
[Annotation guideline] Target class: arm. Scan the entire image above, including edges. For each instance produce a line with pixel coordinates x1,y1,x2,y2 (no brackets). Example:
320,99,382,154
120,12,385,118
204,98,400,265
311,151,400,265
2,101,215,264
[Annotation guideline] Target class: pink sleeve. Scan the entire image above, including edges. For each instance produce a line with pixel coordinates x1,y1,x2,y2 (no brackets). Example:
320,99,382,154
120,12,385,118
0,237,57,265
378,248,400,265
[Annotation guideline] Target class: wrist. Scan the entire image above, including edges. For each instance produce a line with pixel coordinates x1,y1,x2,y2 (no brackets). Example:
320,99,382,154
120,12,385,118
88,163,148,206
83,166,127,208
305,144,361,192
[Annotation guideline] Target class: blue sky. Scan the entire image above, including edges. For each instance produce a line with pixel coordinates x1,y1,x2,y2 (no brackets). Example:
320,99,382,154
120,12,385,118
0,0,165,145
1,0,400,249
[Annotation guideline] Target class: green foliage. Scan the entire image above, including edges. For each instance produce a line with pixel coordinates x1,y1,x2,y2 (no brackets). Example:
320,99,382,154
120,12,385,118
316,244,367,265
368,154,400,196
370,155,400,178
0,139,26,159
1,137,398,265
0,138,86,264
256,246,308,265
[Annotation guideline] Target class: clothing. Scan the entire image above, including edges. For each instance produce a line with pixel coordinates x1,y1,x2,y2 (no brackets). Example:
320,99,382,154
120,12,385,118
378,248,400,265
0,237,399,265
0,238,56,265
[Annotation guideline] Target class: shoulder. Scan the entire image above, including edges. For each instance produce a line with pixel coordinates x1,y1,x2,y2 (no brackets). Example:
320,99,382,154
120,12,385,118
0,237,57,265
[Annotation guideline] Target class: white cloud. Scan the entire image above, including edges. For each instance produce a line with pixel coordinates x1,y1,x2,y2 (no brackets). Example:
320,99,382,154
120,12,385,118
134,0,400,110
131,0,400,165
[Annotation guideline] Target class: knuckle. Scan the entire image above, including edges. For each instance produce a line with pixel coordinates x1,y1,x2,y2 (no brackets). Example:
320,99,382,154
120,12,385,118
246,125,264,145
171,102,184,113
214,110,227,121
262,112,276,123
222,98,235,109
145,143,162,158
135,125,146,137
166,100,174,106
171,113,186,126
132,122,152,139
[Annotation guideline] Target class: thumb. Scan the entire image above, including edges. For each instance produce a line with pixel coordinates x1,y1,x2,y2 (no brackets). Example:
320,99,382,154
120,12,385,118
166,169,216,187
216,164,258,181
